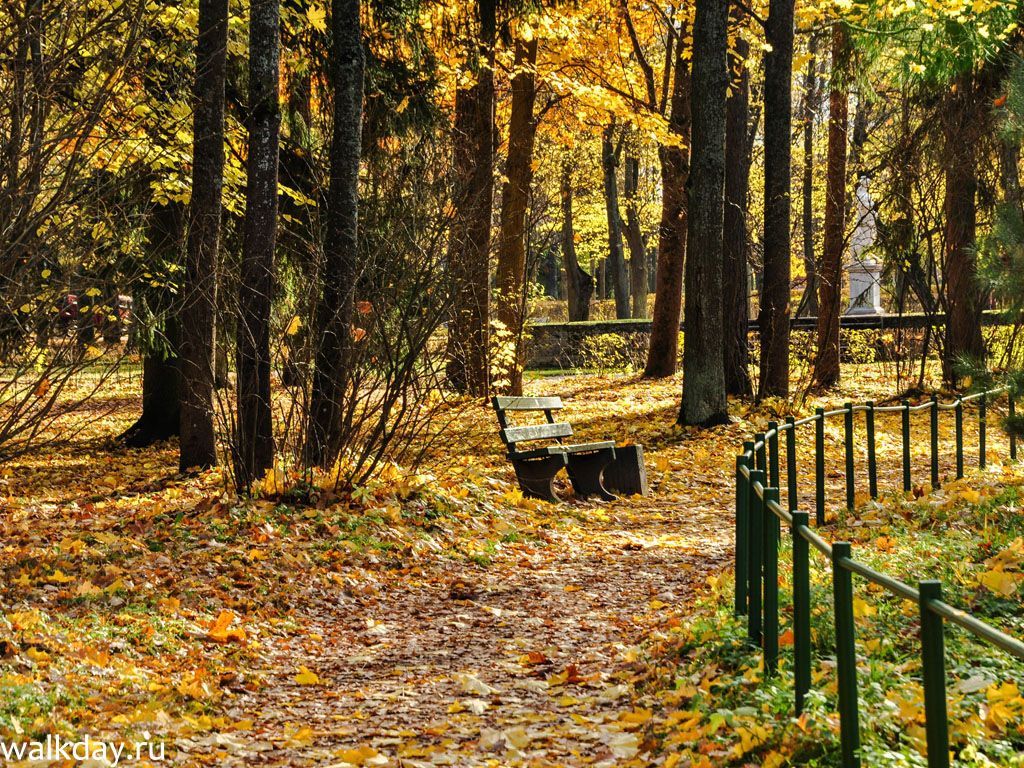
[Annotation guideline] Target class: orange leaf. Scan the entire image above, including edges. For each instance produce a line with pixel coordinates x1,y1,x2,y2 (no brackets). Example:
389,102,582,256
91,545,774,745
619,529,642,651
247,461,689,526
524,650,548,665
206,610,246,644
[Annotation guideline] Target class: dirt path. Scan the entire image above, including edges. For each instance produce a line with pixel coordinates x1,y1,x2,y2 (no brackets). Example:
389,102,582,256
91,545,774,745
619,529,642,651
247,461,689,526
207,495,733,767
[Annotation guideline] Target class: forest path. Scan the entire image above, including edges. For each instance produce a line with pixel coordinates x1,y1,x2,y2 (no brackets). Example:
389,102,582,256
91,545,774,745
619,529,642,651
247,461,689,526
219,473,735,767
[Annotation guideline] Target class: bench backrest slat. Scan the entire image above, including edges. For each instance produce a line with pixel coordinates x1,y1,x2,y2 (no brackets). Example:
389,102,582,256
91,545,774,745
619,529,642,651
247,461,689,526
500,422,573,446
493,396,564,412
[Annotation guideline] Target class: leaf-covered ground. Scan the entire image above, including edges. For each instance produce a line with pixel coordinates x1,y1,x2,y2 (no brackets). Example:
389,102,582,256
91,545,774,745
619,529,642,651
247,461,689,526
1,366,1021,766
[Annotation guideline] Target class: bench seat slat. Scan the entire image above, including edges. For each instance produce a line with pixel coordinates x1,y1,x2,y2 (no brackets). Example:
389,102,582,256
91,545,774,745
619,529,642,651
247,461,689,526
493,396,564,412
509,441,615,460
501,422,573,445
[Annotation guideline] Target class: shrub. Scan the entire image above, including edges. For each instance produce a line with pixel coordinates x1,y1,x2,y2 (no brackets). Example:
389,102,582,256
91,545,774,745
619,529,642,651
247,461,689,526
579,332,648,373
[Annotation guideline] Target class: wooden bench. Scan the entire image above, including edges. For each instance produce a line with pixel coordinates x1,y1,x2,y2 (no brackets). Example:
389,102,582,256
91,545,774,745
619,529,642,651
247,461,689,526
492,396,617,503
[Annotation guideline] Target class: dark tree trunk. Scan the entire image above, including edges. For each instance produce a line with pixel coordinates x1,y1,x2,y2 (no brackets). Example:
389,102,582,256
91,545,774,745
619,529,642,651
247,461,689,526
305,0,364,465
644,35,691,377
214,332,229,388
236,0,279,489
445,0,495,396
179,0,228,471
814,25,847,390
494,36,539,395
942,77,985,387
560,159,593,321
119,202,184,448
136,326,182,438
601,123,630,319
722,6,753,397
799,34,819,317
1001,140,1022,212
623,154,648,318
848,93,869,174
539,248,560,299
680,0,729,426
757,0,795,399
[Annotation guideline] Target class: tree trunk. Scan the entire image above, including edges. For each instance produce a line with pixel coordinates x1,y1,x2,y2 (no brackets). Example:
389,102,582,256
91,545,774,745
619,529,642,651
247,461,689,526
814,25,847,390
560,158,593,321
799,34,819,317
757,0,795,399
539,248,560,299
601,123,630,319
305,0,364,466
848,93,869,174
494,35,538,395
644,34,691,377
119,202,184,448
681,0,729,426
942,77,985,387
179,0,228,471
445,0,495,396
722,6,753,397
623,154,648,318
214,332,230,388
1001,140,1022,213
236,0,279,489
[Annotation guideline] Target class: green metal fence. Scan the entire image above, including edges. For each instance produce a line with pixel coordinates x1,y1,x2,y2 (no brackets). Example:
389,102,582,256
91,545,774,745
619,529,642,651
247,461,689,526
735,387,1024,768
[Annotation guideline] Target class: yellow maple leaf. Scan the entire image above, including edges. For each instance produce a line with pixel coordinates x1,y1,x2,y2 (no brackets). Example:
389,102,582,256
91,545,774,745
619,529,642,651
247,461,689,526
852,597,876,618
177,669,217,700
75,580,103,598
286,726,315,746
960,488,982,504
987,538,1024,569
48,569,74,584
294,666,321,685
978,567,1023,596
25,647,50,664
307,5,326,32
335,746,383,765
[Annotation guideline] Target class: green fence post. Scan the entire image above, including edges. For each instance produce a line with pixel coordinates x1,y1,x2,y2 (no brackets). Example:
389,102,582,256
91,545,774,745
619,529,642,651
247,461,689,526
768,421,780,491
747,469,764,647
866,401,878,499
756,432,767,473
735,454,749,616
844,403,855,510
815,408,826,526
919,580,950,768
902,400,912,492
792,511,811,715
955,400,964,480
832,542,861,768
763,487,780,676
930,395,940,490
1010,393,1017,462
786,416,798,512
980,392,987,469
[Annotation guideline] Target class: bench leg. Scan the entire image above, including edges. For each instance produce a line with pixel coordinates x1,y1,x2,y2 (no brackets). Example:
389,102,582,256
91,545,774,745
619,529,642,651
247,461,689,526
511,456,565,503
567,449,617,501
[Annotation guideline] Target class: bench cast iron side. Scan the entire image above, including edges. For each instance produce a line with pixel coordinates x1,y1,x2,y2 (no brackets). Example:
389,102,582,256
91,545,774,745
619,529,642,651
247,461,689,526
492,396,617,503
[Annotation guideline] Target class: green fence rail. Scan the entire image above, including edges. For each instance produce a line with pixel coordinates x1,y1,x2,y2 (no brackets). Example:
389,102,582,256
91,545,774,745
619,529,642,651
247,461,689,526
734,387,1024,768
